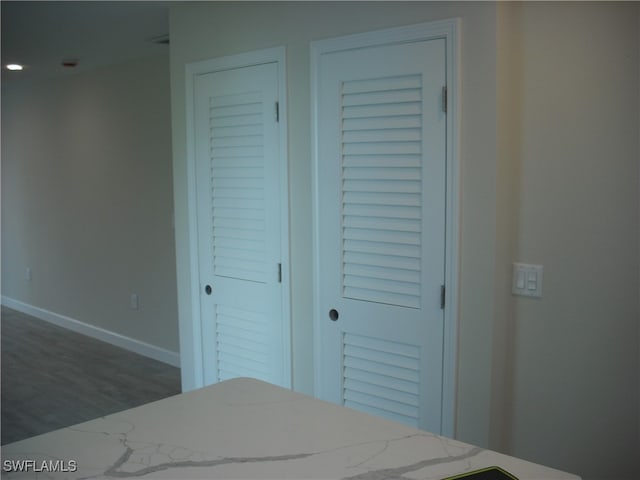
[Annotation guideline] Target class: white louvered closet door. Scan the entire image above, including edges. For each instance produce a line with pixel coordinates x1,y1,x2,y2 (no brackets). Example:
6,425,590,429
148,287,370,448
194,63,286,387
316,39,446,432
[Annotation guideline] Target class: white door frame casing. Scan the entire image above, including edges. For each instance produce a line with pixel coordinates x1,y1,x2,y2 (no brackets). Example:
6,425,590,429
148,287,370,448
311,19,460,437
183,46,291,390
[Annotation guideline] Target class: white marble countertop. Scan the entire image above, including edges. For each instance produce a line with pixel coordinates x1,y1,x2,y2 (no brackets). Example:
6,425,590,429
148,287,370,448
1,378,579,479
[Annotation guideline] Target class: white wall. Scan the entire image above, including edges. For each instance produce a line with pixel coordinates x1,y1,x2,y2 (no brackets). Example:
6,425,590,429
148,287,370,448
1,53,180,355
170,0,500,449
497,3,639,479
169,2,639,478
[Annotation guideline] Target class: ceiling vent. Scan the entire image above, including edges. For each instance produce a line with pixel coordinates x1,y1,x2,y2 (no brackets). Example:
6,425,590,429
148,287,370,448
149,34,170,45
61,59,79,68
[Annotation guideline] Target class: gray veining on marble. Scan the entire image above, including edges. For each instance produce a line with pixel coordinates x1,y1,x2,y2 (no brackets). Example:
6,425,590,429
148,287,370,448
341,446,484,480
1,378,580,480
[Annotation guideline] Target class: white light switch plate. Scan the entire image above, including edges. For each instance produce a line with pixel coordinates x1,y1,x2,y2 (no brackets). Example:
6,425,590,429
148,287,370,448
512,263,543,298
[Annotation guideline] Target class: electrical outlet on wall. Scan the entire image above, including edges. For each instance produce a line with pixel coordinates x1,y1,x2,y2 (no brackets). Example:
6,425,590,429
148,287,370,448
130,293,139,310
25,267,32,282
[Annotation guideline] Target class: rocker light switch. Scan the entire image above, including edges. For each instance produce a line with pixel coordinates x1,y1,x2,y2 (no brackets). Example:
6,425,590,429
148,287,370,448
512,263,543,298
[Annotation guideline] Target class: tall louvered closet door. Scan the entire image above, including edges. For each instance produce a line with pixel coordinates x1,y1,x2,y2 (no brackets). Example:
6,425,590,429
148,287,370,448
194,62,288,387
315,38,446,433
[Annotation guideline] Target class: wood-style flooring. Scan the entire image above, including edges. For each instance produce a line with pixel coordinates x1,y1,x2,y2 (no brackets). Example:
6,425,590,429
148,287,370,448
1,305,181,445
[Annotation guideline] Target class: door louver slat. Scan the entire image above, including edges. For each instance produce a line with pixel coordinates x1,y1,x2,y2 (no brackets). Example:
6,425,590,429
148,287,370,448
343,129,421,143
344,251,420,271
343,116,422,131
342,103,421,119
343,227,420,244
209,92,266,283
341,75,422,94
343,332,420,427
341,74,423,310
216,305,269,381
343,179,421,194
344,240,419,259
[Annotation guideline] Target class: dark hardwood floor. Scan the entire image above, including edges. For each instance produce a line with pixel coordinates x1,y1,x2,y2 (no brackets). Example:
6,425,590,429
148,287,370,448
1,305,181,445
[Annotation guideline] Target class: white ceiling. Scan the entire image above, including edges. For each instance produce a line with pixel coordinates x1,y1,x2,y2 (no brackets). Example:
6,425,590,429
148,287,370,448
1,1,171,85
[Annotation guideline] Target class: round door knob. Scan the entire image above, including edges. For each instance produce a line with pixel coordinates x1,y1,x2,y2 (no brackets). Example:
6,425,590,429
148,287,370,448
329,309,339,321
204,285,212,295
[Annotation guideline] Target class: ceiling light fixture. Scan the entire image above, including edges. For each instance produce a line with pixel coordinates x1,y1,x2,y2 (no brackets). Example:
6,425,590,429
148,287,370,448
6,64,24,71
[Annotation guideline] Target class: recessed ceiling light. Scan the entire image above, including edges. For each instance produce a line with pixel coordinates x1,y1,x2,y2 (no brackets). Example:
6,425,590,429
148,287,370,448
6,64,24,71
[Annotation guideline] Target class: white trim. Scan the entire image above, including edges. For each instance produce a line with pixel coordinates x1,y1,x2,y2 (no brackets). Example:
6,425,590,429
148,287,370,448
310,19,460,438
275,53,293,389
183,46,292,389
186,46,285,76
310,37,323,408
311,18,459,55
1,297,180,367
441,18,461,440
184,56,204,389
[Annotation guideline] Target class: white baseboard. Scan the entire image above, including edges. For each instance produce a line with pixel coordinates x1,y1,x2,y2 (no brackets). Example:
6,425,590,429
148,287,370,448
1,296,180,368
